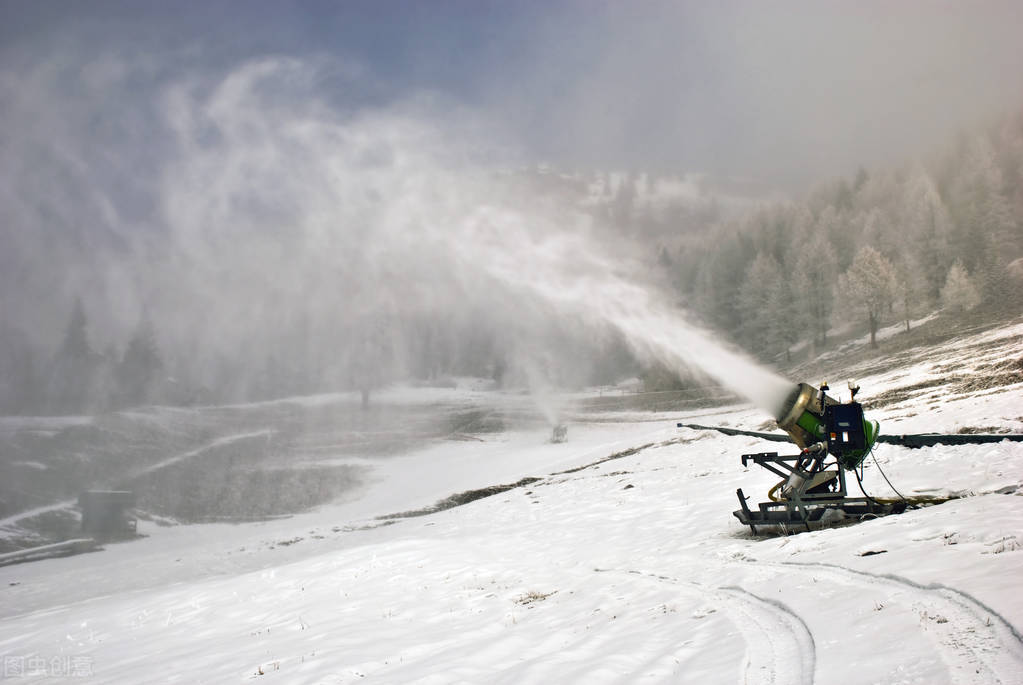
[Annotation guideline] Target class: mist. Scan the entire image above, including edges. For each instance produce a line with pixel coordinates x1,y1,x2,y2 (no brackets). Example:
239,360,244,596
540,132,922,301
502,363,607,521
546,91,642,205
1,49,793,414
492,0,1023,189
2,0,1021,413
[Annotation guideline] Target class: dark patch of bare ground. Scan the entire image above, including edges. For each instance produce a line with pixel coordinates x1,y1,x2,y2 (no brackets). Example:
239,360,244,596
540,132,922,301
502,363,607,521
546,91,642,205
552,444,656,475
864,363,1023,411
780,306,1022,389
956,425,1014,435
776,308,1023,415
377,477,542,520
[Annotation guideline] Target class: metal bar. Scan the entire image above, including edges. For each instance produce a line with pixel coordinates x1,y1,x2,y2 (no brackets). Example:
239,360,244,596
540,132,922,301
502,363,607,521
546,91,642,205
736,489,757,535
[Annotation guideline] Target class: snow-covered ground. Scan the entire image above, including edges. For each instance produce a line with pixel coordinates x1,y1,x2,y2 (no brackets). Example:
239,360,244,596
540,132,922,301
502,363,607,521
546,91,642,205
0,326,1021,683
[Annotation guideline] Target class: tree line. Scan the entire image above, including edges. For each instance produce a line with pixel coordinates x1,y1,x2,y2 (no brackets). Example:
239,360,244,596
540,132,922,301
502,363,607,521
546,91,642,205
631,113,1023,361
0,299,166,415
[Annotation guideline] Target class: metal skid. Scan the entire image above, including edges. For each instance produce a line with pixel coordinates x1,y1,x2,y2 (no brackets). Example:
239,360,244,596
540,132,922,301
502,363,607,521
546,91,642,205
733,452,903,535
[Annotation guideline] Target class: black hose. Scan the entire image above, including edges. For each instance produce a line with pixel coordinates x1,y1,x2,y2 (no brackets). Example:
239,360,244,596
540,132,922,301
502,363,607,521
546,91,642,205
854,446,918,510
869,448,910,502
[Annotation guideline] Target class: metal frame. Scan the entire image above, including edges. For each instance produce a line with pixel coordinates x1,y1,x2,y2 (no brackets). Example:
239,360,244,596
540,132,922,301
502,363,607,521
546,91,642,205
734,451,901,534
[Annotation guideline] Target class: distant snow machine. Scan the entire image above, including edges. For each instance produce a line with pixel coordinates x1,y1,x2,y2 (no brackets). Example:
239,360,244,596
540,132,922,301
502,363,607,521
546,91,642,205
734,381,905,534
551,424,568,443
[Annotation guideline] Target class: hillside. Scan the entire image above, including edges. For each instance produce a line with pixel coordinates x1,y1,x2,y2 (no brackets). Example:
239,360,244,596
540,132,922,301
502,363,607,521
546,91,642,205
0,320,1021,683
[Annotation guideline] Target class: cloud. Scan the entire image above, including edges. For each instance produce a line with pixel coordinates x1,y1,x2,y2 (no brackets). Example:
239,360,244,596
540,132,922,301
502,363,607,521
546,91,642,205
6,1,1019,404
477,1,1023,187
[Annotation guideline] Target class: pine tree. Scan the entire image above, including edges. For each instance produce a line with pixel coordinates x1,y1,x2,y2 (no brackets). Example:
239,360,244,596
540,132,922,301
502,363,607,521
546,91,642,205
59,298,92,362
738,253,785,359
940,261,981,313
116,310,163,407
818,205,856,270
840,246,900,349
0,328,41,414
47,298,101,413
347,308,397,408
899,168,953,302
793,229,838,349
949,136,1017,298
894,251,929,332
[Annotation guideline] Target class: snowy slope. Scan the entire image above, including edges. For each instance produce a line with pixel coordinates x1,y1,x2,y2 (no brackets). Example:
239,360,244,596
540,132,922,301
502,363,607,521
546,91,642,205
0,328,1021,683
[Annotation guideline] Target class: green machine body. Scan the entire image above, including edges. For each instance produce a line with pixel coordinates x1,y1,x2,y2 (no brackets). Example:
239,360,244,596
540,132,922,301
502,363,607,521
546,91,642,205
774,382,879,469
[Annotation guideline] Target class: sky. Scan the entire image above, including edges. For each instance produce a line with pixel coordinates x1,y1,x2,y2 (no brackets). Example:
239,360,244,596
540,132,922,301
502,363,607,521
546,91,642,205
1,0,1022,359
2,0,1021,188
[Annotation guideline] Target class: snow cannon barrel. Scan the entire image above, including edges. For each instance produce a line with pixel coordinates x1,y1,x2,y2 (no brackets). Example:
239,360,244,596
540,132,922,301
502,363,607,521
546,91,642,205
773,382,879,469
773,383,828,449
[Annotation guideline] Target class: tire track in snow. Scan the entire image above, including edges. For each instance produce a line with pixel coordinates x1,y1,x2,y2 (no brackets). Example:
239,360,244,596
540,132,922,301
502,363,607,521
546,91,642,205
765,561,1023,685
128,429,275,478
718,586,816,685
0,498,77,528
0,432,275,532
600,569,815,685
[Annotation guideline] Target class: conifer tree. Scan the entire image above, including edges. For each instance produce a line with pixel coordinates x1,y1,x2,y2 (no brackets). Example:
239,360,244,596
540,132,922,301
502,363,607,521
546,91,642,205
47,298,100,413
839,246,899,349
793,229,838,349
738,253,784,359
940,261,981,313
116,310,163,407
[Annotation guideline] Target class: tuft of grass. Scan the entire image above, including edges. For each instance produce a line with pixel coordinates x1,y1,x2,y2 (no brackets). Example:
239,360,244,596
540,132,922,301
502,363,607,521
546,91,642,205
515,590,557,606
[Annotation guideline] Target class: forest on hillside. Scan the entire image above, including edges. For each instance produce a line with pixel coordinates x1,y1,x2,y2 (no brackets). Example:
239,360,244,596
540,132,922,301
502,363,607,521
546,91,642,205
638,111,1023,363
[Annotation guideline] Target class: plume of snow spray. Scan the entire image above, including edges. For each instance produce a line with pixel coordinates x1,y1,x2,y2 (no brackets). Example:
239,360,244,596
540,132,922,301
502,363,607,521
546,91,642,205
3,56,794,417
446,203,795,415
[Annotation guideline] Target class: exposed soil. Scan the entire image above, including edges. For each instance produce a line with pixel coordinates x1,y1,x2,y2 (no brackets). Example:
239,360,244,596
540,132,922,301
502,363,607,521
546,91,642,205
377,477,542,520
780,309,1023,389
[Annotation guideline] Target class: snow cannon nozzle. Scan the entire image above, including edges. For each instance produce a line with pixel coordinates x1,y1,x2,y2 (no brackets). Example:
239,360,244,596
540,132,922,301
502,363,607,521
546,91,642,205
774,381,879,469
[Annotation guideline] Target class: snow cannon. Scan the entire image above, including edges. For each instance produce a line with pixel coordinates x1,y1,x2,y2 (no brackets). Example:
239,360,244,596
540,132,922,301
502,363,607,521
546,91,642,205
551,424,568,443
773,382,879,469
735,381,900,534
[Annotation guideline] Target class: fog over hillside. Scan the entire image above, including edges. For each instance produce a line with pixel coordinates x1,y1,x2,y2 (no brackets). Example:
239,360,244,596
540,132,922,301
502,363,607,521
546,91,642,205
1,1,1021,412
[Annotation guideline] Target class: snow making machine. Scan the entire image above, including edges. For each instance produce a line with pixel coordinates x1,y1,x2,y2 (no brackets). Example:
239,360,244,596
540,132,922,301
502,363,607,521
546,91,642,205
734,381,905,534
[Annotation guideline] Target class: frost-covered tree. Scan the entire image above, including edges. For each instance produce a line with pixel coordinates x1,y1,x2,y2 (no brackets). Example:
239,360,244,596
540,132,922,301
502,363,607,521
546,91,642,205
47,298,102,413
692,229,753,335
857,206,899,264
899,168,954,301
59,298,92,361
839,246,899,348
997,114,1023,231
940,261,981,314
0,326,41,414
817,205,856,271
346,308,399,408
116,310,164,407
949,136,1018,292
893,251,930,332
793,229,838,348
738,252,798,360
